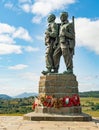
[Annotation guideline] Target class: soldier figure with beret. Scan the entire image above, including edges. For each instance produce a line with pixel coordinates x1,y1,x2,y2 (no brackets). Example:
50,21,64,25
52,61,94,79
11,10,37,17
42,14,58,75
53,12,75,74
42,12,75,75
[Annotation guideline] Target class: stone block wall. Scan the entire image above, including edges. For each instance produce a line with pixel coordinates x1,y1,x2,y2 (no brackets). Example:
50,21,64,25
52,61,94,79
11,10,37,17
39,74,79,98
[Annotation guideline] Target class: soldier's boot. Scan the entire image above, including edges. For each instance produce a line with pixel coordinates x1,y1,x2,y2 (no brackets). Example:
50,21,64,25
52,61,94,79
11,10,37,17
52,68,58,73
42,68,51,75
63,69,73,74
67,68,73,74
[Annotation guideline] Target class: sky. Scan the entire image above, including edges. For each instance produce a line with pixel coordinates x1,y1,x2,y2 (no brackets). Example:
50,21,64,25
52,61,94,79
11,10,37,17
0,0,99,96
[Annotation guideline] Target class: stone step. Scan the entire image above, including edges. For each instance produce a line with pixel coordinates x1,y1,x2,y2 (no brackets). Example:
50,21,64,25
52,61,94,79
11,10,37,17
23,112,92,121
35,106,82,114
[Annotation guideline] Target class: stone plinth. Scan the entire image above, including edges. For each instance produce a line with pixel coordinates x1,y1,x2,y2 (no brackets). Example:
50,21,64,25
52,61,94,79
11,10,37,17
23,112,92,121
35,106,82,114
39,74,78,98
23,74,92,121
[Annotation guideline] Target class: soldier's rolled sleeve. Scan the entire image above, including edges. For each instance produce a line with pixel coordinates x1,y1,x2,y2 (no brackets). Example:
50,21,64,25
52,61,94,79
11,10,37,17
49,23,57,38
65,32,74,39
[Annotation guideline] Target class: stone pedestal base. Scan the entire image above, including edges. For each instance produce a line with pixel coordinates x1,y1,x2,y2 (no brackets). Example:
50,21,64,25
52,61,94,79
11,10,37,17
23,112,92,121
35,106,82,115
39,74,78,98
23,74,92,121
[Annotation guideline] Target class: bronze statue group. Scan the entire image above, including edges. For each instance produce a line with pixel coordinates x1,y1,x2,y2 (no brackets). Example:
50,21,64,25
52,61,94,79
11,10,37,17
42,12,75,75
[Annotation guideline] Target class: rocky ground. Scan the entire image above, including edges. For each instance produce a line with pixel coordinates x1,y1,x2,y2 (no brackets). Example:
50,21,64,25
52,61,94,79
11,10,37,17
0,116,99,130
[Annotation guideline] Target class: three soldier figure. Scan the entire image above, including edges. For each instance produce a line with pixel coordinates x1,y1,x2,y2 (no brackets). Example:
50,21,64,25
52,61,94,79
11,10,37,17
42,12,75,75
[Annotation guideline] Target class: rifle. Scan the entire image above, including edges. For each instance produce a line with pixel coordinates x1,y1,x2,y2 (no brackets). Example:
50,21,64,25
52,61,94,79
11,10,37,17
72,16,75,46
72,16,75,32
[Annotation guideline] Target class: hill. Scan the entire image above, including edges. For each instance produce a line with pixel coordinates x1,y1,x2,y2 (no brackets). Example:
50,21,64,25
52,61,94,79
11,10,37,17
0,94,12,100
79,91,99,97
14,92,38,98
0,96,34,114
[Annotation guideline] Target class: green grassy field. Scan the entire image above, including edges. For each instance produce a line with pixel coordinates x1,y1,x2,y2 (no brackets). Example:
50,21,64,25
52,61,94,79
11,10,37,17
0,97,99,117
80,97,99,105
0,114,23,116
80,97,99,117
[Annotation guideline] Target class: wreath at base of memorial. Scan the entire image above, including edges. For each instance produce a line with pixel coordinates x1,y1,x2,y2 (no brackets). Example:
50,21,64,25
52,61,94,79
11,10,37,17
32,94,80,110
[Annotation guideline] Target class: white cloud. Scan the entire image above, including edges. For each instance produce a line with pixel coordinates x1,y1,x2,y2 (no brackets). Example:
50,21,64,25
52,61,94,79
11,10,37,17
31,0,76,23
78,75,99,92
0,72,39,96
0,84,37,96
18,0,32,13
35,35,44,41
13,27,32,41
31,0,76,16
18,0,32,4
4,2,14,9
75,18,99,54
0,44,22,55
0,79,37,96
0,23,32,42
20,72,39,81
20,3,31,13
0,22,32,55
0,34,15,44
32,15,42,23
8,64,28,70
56,17,61,23
24,46,39,52
4,0,76,23
0,23,15,34
17,0,76,23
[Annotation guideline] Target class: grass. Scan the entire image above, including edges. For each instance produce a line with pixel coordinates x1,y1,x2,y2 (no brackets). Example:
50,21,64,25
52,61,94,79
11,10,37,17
0,97,99,117
82,109,99,117
80,97,99,117
80,97,99,105
0,113,23,116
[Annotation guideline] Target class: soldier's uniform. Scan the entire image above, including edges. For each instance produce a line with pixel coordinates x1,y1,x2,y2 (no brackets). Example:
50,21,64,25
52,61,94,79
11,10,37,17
45,22,58,70
42,14,58,74
53,12,75,73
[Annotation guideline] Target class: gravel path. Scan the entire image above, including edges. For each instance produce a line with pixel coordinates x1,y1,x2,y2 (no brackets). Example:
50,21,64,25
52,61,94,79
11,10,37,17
0,116,99,130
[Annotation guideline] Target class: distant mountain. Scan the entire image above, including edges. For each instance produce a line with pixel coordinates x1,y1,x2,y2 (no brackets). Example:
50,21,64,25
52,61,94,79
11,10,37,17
14,92,38,98
79,91,99,97
0,94,12,99
1,90,99,100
